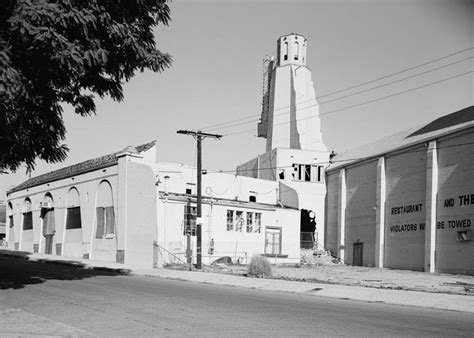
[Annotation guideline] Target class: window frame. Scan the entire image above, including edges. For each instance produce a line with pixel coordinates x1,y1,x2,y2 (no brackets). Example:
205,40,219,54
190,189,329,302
246,212,254,233
226,210,234,231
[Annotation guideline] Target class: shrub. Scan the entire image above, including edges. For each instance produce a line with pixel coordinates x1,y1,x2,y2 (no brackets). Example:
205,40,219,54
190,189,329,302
247,255,272,278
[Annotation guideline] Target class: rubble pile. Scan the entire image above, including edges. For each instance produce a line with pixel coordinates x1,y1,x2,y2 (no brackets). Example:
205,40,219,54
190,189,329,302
300,248,341,266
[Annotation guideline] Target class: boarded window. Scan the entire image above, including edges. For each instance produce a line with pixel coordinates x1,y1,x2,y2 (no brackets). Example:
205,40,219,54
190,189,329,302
96,207,105,238
96,206,115,238
23,212,33,230
105,206,115,235
66,206,82,229
246,212,253,233
96,181,115,238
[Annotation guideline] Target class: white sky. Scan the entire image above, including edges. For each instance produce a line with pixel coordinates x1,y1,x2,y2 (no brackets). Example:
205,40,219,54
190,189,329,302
2,0,473,199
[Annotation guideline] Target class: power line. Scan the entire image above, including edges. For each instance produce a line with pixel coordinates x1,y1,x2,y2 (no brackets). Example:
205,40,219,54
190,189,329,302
206,140,474,174
206,56,473,132
199,46,474,131
222,70,473,136
317,46,474,99
176,129,222,270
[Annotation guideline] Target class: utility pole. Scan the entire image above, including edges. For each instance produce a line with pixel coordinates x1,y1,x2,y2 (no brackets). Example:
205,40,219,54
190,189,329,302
177,130,222,269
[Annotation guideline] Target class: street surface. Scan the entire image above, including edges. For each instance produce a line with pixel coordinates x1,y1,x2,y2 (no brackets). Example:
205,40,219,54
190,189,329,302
1,257,473,337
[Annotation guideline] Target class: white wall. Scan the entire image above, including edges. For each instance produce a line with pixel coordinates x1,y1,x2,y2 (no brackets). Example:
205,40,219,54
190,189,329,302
157,196,300,265
7,165,119,259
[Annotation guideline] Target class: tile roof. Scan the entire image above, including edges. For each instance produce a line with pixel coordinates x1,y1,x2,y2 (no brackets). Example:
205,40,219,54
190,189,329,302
328,106,474,171
8,141,156,194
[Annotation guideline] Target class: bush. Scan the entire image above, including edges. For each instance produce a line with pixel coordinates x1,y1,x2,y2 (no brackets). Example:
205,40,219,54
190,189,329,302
247,255,272,278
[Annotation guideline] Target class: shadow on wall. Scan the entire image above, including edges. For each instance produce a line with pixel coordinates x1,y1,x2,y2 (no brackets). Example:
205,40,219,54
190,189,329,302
0,250,129,290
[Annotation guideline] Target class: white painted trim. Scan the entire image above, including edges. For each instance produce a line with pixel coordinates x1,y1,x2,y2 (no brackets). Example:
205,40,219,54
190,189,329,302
424,140,438,273
337,169,346,261
375,157,386,268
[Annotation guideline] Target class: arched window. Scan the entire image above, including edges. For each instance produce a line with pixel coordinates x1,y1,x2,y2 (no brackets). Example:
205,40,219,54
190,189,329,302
284,42,289,61
22,198,33,230
96,181,115,238
66,188,82,229
294,41,299,60
41,193,55,236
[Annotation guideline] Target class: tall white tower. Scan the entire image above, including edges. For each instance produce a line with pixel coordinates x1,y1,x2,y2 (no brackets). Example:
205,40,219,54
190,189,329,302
258,33,327,152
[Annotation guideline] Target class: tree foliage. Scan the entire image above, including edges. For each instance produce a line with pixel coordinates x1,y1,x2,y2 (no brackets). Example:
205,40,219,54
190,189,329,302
0,0,172,172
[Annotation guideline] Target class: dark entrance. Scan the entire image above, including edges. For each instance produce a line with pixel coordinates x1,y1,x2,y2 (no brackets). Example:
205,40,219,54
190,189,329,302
353,243,363,266
300,209,316,249
41,193,55,254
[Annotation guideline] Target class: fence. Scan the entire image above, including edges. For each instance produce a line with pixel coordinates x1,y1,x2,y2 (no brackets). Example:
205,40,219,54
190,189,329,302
300,232,316,249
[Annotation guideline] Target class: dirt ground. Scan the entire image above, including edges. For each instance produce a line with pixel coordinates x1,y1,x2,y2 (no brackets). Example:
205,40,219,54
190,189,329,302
193,262,474,296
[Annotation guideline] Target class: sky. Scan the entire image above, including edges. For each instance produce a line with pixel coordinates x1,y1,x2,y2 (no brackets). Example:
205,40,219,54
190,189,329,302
1,0,473,199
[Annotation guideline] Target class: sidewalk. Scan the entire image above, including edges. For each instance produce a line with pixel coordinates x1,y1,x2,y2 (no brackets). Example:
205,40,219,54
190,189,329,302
1,248,473,314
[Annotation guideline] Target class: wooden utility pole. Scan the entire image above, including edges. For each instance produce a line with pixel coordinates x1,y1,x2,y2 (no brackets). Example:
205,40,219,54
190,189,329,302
177,130,222,269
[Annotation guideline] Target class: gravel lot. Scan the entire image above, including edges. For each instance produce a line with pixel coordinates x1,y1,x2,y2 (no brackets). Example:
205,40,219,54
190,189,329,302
192,261,474,296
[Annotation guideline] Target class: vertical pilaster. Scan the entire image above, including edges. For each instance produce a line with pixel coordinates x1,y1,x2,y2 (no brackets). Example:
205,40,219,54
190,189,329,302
375,157,386,268
116,152,130,263
337,169,346,261
425,141,438,273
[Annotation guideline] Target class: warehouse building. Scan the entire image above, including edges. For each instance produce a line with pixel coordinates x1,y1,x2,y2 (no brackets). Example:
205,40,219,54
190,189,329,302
325,106,474,275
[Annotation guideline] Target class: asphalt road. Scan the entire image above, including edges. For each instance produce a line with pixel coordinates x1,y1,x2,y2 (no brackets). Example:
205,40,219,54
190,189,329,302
0,257,473,337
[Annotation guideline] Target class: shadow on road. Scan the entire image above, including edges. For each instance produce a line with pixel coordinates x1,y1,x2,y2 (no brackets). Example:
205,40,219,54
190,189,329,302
0,252,129,290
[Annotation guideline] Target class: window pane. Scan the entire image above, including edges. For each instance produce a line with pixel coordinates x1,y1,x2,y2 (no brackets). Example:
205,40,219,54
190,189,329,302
305,165,311,181
96,207,105,238
183,205,197,236
66,207,82,229
255,213,262,233
246,212,253,233
105,206,115,235
236,211,243,232
226,210,234,231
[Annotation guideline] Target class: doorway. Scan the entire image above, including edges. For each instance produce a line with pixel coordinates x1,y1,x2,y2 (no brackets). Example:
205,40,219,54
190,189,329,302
265,227,282,255
41,193,55,254
353,242,363,266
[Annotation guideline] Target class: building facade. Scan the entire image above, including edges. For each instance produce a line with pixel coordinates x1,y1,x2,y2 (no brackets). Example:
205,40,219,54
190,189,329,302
6,142,158,268
155,162,300,266
325,106,474,275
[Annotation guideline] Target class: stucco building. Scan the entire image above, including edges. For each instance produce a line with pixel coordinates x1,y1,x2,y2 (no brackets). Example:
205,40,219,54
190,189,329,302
6,142,158,268
324,106,474,275
238,33,329,247
6,141,302,267
156,163,300,266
